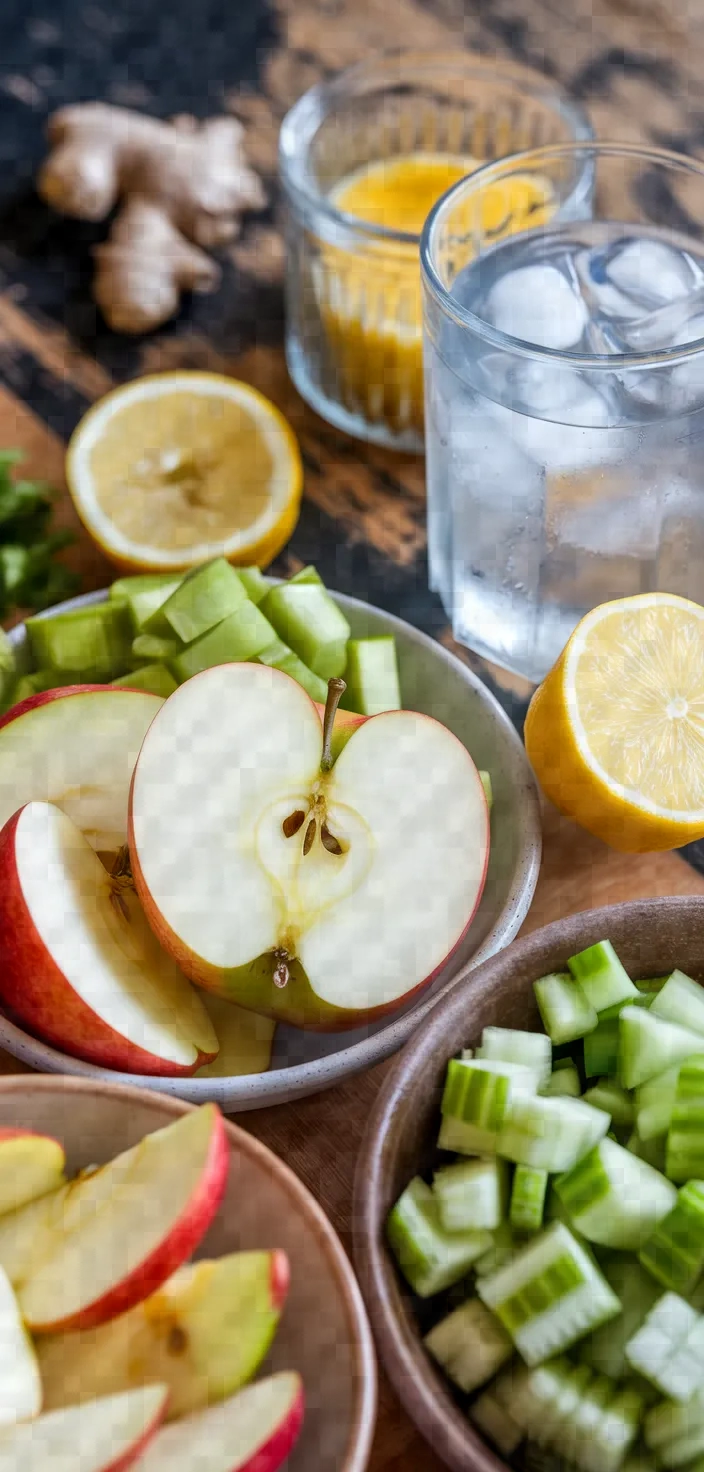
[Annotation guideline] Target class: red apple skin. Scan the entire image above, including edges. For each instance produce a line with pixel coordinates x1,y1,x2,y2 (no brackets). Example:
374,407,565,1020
270,1249,290,1312
239,1377,304,1472
0,683,131,733
36,1105,230,1335
0,805,216,1076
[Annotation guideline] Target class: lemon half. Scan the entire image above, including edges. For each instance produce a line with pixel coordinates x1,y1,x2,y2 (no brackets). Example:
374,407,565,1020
66,372,303,573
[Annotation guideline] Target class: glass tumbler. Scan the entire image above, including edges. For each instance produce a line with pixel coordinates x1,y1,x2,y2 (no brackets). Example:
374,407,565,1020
279,51,592,452
422,143,704,683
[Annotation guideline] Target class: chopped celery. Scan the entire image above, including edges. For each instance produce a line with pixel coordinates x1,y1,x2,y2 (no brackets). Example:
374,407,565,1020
584,1016,620,1079
619,1007,701,1091
626,1291,704,1402
510,1166,548,1235
423,1297,512,1392
640,1181,704,1295
440,1057,538,1156
386,1177,491,1297
255,642,328,702
555,1137,676,1250
170,602,276,681
432,1157,508,1232
149,557,245,642
110,572,182,631
131,632,181,663
636,1066,680,1142
667,1055,704,1183
479,769,493,810
477,1221,620,1365
542,1062,582,1097
652,971,704,1036
582,1078,634,1129
581,1257,661,1380
287,565,322,586
26,603,131,681
342,636,401,715
568,940,638,1014
234,565,269,603
260,582,351,680
110,663,177,698
498,1093,610,1172
470,1385,523,1457
534,971,598,1045
477,1026,552,1088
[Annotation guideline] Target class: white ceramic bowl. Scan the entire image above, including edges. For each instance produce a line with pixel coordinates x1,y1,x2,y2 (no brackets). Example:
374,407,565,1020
1,586,541,1108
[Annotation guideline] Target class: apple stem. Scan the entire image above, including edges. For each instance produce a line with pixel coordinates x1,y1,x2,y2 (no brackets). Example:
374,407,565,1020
321,678,347,772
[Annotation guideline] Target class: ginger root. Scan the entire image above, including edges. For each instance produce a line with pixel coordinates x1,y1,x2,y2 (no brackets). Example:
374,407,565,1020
38,104,265,334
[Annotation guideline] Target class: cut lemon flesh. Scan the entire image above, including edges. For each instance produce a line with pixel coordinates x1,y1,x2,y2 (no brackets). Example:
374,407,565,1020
525,593,704,852
66,373,303,573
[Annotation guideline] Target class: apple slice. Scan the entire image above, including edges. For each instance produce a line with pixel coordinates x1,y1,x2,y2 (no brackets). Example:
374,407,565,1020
0,1129,65,1216
0,1265,41,1424
197,994,275,1078
0,686,162,852
135,1373,304,1472
0,801,218,1074
0,1384,169,1471
37,1249,289,1417
130,663,489,1029
15,1103,228,1333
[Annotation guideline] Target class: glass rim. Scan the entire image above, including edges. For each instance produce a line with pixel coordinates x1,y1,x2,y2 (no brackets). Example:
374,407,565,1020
278,48,593,248
420,139,704,369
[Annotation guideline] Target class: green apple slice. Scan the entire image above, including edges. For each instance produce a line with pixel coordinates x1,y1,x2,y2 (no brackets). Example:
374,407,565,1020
129,663,490,1028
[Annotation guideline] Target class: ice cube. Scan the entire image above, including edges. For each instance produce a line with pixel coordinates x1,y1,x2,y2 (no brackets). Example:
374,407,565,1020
576,248,645,320
485,263,588,349
610,290,704,352
485,380,624,473
607,238,699,308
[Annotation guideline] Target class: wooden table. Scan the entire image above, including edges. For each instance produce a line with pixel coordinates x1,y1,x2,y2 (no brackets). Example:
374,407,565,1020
3,1,704,1465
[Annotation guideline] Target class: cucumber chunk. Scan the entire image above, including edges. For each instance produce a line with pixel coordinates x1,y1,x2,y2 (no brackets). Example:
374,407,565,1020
645,1385,704,1466
640,1181,704,1295
510,1166,549,1235
424,1296,512,1392
582,1078,635,1130
255,641,328,702
627,1131,667,1173
636,1066,681,1142
26,602,132,681
542,1062,582,1097
555,1138,676,1250
342,636,401,716
170,601,277,682
652,971,704,1037
508,1359,643,1472
440,1057,539,1156
110,663,177,698
534,971,598,1045
477,1221,620,1365
470,1386,523,1457
667,1055,704,1182
287,565,322,586
474,1222,519,1278
568,940,638,1014
386,1176,491,1297
131,632,181,663
584,1016,620,1078
433,1157,509,1232
477,1027,552,1089
260,582,351,680
149,557,246,643
619,1007,701,1090
581,1257,661,1380
626,1291,704,1401
110,573,182,631
498,1093,610,1173
234,565,269,603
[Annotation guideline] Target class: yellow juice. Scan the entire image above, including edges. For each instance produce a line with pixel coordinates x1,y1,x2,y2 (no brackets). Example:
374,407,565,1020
319,152,553,439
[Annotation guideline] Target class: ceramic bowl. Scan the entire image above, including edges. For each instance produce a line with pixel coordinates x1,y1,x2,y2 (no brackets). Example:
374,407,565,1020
353,896,704,1472
1,586,540,1110
0,1074,376,1470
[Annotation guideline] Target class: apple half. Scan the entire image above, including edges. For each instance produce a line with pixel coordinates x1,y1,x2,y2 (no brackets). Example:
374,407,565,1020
0,1384,169,1471
0,685,163,852
0,800,218,1074
4,1103,227,1334
129,663,489,1029
37,1249,289,1417
0,1128,65,1215
136,1372,304,1472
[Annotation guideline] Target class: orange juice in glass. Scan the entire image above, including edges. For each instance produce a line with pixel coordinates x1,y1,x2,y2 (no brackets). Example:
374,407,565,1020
280,53,592,451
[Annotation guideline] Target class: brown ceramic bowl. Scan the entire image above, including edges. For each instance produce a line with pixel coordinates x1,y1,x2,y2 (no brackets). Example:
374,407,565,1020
353,896,704,1472
0,1075,376,1471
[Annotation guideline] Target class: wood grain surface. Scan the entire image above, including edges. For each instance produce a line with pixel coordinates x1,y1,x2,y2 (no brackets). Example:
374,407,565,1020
1,0,704,1465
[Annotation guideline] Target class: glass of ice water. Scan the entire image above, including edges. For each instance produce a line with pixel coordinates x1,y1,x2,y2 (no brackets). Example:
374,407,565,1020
421,142,704,684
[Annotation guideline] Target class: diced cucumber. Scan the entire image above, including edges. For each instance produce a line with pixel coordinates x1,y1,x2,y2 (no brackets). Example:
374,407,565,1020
110,663,177,698
640,1181,704,1295
438,1115,483,1156
0,627,16,712
510,1166,549,1235
555,1137,676,1250
255,641,328,702
423,1296,512,1392
287,564,322,586
470,1385,524,1457
26,602,132,681
568,940,638,1014
433,1157,509,1232
652,971,704,1037
626,1291,704,1402
542,1062,582,1097
460,1047,474,1061
580,1257,661,1380
234,565,269,603
584,1016,620,1078
110,572,182,631
627,1131,667,1173
260,582,351,680
478,769,493,810
636,1066,680,1142
386,1177,491,1297
477,1026,552,1089
636,977,669,996
619,1007,701,1091
131,632,181,663
510,1358,643,1472
582,1078,635,1130
148,557,246,643
341,636,401,716
534,971,598,1045
498,1093,610,1173
645,1385,704,1466
477,1221,620,1365
509,1357,592,1451
440,1057,538,1156
474,1222,518,1278
170,601,276,681
667,1055,704,1183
